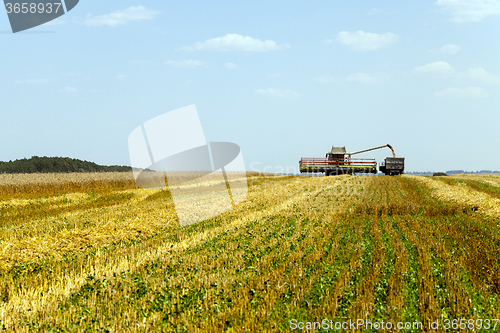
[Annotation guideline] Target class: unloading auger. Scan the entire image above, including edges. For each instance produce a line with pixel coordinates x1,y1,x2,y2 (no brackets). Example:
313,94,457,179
299,144,405,176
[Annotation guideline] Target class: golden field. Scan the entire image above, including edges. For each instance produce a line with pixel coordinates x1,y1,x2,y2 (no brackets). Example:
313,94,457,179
0,172,499,332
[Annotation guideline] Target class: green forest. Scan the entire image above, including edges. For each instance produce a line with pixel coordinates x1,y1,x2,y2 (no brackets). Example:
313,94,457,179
0,156,131,174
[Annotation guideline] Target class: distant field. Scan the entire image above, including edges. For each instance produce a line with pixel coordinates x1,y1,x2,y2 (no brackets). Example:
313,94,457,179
0,173,499,331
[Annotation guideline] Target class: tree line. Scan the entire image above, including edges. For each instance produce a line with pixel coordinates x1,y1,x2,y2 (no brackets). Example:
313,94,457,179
0,156,132,174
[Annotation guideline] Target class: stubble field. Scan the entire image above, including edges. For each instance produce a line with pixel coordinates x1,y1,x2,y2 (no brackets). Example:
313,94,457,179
0,172,499,332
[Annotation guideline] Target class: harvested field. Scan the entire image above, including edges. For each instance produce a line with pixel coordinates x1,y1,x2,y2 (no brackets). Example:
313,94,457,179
409,175,500,218
0,173,499,331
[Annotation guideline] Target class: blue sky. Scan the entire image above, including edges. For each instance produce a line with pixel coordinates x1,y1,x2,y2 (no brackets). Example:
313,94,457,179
1,0,500,173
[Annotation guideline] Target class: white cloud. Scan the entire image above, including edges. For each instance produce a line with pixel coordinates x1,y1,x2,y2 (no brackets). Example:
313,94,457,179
346,72,389,84
335,31,398,51
367,8,382,15
430,44,461,54
45,18,65,26
165,60,205,68
224,62,239,70
256,88,299,98
435,87,489,98
313,75,337,83
313,73,389,84
84,6,159,27
436,0,500,22
467,67,500,83
15,79,49,84
182,34,289,52
131,60,149,65
414,63,500,83
58,87,78,93
414,61,455,74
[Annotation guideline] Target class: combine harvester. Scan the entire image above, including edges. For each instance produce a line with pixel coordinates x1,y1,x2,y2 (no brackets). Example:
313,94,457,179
299,144,405,176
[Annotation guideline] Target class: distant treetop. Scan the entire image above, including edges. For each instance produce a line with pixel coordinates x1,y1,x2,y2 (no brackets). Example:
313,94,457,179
0,156,131,174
